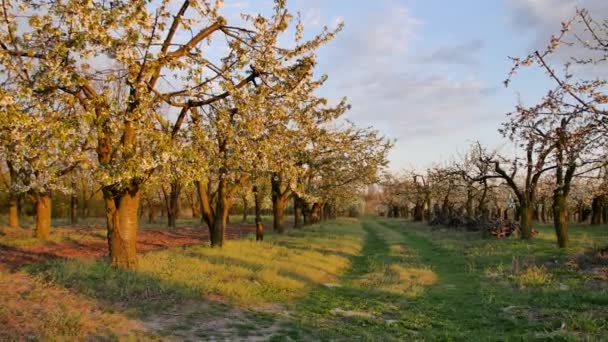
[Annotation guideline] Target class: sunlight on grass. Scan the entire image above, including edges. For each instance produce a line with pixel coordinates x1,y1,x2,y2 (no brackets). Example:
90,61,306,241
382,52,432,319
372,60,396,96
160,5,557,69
350,220,437,298
514,265,553,287
389,244,407,256
31,219,365,313
353,264,437,298
139,220,363,307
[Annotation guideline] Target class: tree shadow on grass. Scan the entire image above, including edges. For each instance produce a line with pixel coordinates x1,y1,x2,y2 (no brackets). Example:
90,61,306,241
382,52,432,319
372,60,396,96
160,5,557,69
186,252,339,288
23,258,227,319
267,221,431,340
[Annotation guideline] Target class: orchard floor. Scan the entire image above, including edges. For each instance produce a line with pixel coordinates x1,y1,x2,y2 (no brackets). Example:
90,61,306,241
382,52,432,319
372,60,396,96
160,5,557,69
0,218,607,340
0,217,259,271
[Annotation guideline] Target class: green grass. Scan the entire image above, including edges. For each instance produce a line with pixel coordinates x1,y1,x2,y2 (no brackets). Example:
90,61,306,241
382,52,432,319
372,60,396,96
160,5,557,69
267,218,608,340
5,217,608,340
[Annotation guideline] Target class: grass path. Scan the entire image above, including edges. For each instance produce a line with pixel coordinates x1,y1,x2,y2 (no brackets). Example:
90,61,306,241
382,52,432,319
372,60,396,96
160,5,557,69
374,219,515,340
278,218,605,340
278,218,506,340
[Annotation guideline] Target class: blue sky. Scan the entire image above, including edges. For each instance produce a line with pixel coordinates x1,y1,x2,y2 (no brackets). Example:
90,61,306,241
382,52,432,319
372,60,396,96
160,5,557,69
224,0,608,170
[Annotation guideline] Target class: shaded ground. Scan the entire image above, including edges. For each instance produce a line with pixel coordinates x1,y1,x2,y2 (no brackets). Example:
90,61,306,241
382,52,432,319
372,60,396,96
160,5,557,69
0,221,256,271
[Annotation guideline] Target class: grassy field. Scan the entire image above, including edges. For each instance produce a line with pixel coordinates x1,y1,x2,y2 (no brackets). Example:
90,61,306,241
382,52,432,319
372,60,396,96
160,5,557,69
1,218,607,340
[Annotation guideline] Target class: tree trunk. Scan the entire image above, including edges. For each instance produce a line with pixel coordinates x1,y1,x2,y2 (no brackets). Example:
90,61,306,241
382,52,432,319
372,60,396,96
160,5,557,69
197,178,230,247
105,188,140,269
163,181,181,228
424,197,431,221
35,195,52,239
242,196,248,222
146,199,155,223
157,190,165,219
519,200,533,240
271,173,290,233
273,197,287,233
8,193,19,230
209,207,228,247
70,178,78,225
184,189,198,218
302,201,312,226
253,186,263,241
553,193,570,248
81,191,89,220
293,196,302,228
413,199,424,221
591,196,604,225
465,189,474,218
311,202,321,224
540,201,547,223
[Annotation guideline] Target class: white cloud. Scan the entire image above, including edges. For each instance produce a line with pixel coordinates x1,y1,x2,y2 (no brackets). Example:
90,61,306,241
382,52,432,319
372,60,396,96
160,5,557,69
505,0,608,48
317,3,496,140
